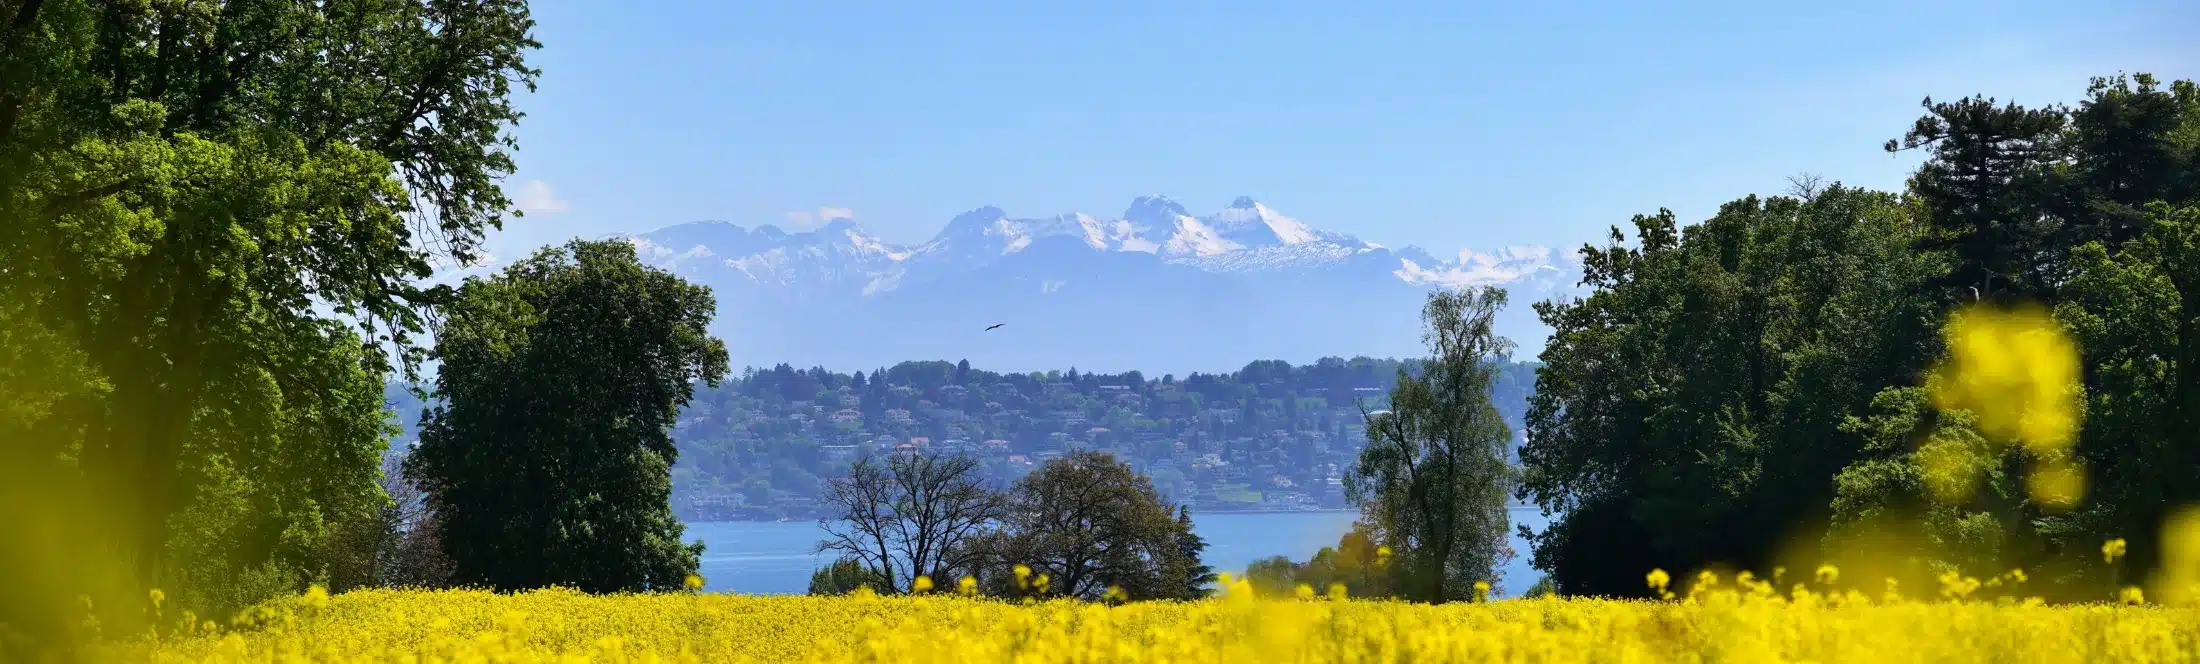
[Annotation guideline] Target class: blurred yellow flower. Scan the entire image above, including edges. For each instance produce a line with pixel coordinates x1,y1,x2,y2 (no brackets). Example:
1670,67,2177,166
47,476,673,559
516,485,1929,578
1930,303,2081,454
117,581,2200,663
2026,459,2087,509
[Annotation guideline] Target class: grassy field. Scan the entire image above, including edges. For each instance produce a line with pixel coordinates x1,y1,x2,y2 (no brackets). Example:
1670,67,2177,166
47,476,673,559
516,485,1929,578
114,575,2200,663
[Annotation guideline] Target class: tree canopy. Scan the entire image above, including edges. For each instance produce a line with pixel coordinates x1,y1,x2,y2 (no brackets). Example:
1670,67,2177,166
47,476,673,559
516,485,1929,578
1521,73,2200,600
406,239,728,593
0,0,538,648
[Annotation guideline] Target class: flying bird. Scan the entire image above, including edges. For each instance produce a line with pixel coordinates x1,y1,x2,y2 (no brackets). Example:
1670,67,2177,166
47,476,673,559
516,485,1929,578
985,323,1005,331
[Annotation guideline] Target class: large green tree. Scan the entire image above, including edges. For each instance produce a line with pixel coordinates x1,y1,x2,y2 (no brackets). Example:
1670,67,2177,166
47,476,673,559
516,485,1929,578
0,0,538,647
405,239,728,593
980,450,1201,601
1348,286,1517,603
1524,73,2199,601
1521,185,1943,597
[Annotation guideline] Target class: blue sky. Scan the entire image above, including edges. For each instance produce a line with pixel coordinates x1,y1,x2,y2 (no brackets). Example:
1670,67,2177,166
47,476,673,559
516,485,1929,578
488,0,2197,259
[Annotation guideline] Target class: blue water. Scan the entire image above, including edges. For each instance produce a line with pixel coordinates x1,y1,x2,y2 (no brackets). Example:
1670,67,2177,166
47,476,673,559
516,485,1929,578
688,506,1551,598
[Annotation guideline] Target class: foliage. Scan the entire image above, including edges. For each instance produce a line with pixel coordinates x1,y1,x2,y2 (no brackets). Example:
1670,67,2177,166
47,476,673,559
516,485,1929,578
1520,72,2200,600
0,0,538,650
1348,286,1517,603
980,450,1201,601
815,452,1006,594
808,558,880,596
667,355,1539,518
405,239,728,593
1241,521,1395,599
117,578,2200,663
1173,506,1217,598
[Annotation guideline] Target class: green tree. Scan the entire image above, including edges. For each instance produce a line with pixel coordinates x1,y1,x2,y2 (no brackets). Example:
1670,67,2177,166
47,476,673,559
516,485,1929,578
1173,506,1216,598
406,239,728,593
1520,186,1943,597
808,557,881,595
1348,286,1516,603
0,0,538,646
984,450,1196,600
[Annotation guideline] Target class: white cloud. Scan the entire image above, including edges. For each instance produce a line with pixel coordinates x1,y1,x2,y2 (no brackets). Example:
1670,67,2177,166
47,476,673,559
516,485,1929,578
513,179,568,214
784,206,856,230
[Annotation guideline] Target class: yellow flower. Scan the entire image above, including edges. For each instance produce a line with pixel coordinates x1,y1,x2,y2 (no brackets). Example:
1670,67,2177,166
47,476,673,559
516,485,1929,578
1930,303,2081,453
913,575,935,594
1646,568,1671,593
149,588,165,609
302,584,330,611
683,573,705,591
2027,458,2086,509
2121,586,2146,605
1816,564,1840,586
1293,584,1315,600
958,575,978,597
1327,583,1349,601
2103,538,2128,564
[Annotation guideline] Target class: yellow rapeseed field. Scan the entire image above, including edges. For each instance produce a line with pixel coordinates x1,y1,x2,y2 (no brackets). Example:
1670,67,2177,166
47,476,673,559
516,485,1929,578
106,572,2200,664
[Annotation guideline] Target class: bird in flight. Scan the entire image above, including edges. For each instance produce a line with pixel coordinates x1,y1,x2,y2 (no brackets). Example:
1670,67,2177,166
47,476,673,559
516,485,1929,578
985,323,1005,331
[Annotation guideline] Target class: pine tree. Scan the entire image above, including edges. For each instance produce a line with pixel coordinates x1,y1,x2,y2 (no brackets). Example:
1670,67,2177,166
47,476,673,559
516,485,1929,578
1175,506,1217,598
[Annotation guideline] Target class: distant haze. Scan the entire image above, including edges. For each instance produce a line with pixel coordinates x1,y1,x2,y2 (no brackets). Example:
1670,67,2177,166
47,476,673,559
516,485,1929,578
575,195,1591,373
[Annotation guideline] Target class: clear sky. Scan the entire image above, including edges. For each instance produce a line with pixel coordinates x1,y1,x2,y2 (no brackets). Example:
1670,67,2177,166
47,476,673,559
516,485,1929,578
486,0,2197,259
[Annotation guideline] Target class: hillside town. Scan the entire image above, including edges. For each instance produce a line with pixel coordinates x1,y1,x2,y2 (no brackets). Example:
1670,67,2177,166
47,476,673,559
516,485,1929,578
663,357,1535,521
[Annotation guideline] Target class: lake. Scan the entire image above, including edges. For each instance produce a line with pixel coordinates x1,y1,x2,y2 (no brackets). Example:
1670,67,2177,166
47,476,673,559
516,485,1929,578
688,506,1551,598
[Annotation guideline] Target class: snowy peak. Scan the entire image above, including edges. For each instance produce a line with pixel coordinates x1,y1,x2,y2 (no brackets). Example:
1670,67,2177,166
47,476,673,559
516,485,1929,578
629,197,1580,302
1123,195,1192,225
921,207,1155,260
1202,197,1355,249
1392,244,1580,289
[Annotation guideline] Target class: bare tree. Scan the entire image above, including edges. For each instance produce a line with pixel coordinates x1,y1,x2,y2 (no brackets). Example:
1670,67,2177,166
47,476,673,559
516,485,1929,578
1785,172,1828,202
817,452,1005,594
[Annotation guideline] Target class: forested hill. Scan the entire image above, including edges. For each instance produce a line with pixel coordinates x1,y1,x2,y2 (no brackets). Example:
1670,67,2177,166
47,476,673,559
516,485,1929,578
642,357,1533,521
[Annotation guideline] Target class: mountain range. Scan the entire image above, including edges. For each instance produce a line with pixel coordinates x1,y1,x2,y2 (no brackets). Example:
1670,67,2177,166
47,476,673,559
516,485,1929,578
605,195,1584,373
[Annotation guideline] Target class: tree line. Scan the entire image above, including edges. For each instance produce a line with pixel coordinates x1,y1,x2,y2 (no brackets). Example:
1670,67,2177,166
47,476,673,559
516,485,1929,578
1519,73,2200,600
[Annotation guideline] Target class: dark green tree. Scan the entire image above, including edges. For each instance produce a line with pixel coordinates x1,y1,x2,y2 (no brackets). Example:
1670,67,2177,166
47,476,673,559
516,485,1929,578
808,557,881,595
1173,505,1216,598
1520,185,1943,597
982,450,1193,600
407,239,728,593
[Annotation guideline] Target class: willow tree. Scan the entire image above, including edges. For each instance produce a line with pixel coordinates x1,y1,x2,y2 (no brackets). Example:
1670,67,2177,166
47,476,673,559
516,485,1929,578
1348,286,1517,603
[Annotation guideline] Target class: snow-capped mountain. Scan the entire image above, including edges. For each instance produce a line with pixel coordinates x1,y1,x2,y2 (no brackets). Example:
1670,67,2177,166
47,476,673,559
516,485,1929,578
621,196,1584,372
